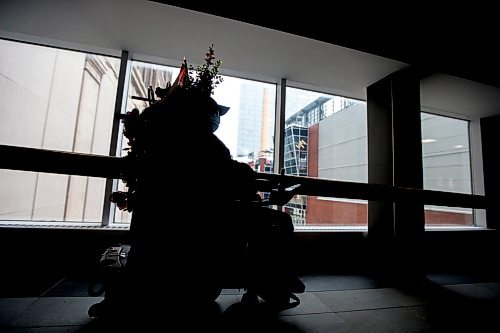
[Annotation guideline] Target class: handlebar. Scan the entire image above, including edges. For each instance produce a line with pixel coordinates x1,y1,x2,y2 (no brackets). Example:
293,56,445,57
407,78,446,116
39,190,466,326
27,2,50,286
232,183,301,208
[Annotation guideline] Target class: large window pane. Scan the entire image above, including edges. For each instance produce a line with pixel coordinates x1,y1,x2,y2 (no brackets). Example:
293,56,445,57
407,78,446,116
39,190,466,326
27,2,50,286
0,39,120,224
126,61,180,115
115,60,276,223
0,170,105,223
421,113,473,226
285,87,367,227
0,39,120,154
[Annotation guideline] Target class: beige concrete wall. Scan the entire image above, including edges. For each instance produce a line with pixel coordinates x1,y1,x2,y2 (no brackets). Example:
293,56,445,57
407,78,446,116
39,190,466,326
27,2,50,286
32,173,69,221
0,40,62,220
0,169,38,220
0,39,55,148
32,51,85,221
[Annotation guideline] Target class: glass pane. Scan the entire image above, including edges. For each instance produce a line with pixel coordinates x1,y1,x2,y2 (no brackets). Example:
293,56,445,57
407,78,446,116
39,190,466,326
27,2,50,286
285,87,367,227
115,60,276,223
0,169,105,223
0,39,121,155
124,61,276,160
421,113,471,194
287,196,367,229
421,113,473,226
126,61,180,116
216,77,276,164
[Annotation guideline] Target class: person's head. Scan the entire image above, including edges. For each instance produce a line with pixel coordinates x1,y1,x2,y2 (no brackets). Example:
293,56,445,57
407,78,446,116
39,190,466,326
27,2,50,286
206,96,229,133
177,89,228,133
152,46,229,133
208,103,221,133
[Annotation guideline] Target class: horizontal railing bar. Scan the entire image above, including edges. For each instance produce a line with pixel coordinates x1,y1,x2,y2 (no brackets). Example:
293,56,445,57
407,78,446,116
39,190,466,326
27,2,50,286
0,145,488,209
0,145,123,179
256,173,488,209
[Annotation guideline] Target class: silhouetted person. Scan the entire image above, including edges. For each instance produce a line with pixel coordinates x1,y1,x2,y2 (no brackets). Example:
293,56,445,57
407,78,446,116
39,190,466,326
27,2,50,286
125,85,300,308
90,50,303,325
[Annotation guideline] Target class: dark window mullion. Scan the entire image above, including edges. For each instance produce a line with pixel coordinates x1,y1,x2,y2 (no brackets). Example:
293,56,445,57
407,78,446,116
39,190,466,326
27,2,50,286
101,50,131,226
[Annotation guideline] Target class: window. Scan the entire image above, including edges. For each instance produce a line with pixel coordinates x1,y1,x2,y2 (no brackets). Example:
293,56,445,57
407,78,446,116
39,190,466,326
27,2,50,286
123,61,276,159
2,40,481,230
0,170,106,222
126,61,180,115
0,39,120,224
421,113,474,226
0,39,120,154
223,78,275,163
284,87,367,227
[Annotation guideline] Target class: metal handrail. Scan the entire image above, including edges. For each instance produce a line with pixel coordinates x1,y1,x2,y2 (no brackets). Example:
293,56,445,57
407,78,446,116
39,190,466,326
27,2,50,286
0,144,488,209
0,144,123,179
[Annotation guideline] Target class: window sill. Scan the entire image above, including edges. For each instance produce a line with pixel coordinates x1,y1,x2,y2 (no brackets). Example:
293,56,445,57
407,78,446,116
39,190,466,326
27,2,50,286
0,221,130,230
295,225,367,232
425,225,492,231
0,222,493,233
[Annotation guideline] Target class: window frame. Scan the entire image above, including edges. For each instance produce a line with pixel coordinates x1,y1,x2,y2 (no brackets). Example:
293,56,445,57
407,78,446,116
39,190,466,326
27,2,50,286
0,37,126,227
420,109,486,228
0,38,489,231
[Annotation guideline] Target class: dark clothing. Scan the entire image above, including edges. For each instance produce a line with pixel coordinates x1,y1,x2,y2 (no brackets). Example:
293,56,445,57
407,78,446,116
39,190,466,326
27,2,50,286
95,92,297,320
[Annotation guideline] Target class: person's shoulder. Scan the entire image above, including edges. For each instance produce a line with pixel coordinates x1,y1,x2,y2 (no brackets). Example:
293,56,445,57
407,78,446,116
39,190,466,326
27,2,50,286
210,133,225,145
208,134,231,155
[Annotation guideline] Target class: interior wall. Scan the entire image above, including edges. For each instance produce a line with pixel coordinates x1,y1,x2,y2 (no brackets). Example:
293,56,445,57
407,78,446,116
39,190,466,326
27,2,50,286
0,0,405,100
420,74,500,120
1,228,498,297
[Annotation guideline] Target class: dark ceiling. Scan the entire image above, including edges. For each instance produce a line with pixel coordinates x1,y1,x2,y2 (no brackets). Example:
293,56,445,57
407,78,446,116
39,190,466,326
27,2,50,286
153,1,500,88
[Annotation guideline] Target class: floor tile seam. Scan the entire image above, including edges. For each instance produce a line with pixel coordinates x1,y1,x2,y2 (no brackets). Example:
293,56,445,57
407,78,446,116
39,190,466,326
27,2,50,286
279,304,426,318
40,276,68,297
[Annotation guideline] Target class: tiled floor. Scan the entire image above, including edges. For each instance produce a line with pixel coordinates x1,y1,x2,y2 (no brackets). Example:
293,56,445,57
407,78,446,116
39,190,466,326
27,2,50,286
1,273,500,332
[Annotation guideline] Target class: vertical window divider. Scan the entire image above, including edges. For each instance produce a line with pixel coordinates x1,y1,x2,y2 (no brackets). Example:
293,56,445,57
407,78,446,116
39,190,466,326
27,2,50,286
101,50,131,226
274,79,287,173
469,119,486,227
